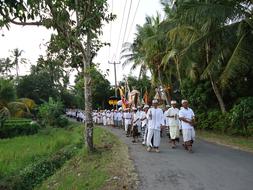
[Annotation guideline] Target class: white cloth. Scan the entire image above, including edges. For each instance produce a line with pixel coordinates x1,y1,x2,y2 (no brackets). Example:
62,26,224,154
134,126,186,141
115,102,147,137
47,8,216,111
140,111,148,127
147,107,164,131
136,110,142,127
170,125,180,139
116,112,123,121
124,112,132,131
146,129,160,147
163,110,170,126
182,128,195,142
167,107,179,126
179,107,195,129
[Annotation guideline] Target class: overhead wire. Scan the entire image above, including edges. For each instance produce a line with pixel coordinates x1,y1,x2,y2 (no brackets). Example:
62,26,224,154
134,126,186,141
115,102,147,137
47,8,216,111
126,0,141,42
108,0,114,60
115,0,129,61
121,0,133,46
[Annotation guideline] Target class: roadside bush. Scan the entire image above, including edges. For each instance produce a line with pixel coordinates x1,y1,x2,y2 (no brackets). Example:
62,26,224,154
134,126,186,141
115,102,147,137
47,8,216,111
55,116,69,128
196,110,229,132
229,97,253,136
38,98,65,127
0,119,39,138
0,143,82,190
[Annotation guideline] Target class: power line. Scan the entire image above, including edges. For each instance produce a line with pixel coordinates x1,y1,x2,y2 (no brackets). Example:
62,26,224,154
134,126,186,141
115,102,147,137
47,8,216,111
108,0,113,59
126,0,141,42
121,0,133,45
115,0,128,61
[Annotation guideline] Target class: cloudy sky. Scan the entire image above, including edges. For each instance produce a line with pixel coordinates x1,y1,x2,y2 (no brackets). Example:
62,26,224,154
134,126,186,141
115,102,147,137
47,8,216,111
0,0,164,84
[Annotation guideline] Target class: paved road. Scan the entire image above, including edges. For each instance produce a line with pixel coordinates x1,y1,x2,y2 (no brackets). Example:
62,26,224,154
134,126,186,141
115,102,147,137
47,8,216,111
104,127,253,190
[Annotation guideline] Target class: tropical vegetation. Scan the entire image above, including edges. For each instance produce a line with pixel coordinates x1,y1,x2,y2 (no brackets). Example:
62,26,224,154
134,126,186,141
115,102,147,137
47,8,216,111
121,0,253,135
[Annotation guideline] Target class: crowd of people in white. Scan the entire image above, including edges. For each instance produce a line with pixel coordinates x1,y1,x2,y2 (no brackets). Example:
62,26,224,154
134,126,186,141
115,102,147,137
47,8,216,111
66,99,195,153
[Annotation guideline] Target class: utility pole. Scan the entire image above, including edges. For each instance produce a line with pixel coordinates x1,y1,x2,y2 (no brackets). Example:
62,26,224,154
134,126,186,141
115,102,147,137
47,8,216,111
108,61,121,97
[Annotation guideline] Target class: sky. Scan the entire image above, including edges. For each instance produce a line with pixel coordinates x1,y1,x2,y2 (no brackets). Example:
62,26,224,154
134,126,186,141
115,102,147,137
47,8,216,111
0,0,164,84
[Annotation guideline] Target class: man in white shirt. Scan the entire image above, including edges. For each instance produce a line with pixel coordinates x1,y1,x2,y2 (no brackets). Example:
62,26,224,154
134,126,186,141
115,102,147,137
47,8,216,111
179,100,195,153
106,111,111,126
141,105,149,145
132,107,140,143
146,99,165,153
163,105,171,138
102,110,107,126
117,108,123,128
136,106,142,136
167,100,180,148
124,108,132,137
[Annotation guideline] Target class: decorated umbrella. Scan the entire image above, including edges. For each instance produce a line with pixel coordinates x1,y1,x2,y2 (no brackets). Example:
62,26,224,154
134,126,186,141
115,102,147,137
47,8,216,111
108,96,121,106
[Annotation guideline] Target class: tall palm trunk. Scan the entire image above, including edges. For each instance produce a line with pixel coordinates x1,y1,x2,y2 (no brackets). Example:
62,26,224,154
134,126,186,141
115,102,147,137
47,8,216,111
157,69,170,105
206,42,226,113
175,56,182,90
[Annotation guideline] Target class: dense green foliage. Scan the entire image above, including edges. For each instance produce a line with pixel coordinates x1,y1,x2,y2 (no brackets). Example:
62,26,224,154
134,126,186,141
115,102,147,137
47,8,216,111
0,119,39,138
74,66,114,109
38,98,68,128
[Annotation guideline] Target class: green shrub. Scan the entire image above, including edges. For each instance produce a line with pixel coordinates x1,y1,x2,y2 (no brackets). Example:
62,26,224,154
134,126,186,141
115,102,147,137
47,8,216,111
55,116,69,128
229,97,253,136
196,110,229,132
38,98,65,127
0,143,82,190
0,120,39,138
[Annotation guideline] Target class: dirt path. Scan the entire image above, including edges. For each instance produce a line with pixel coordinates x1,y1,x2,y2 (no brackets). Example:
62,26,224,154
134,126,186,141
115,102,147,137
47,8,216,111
104,126,253,190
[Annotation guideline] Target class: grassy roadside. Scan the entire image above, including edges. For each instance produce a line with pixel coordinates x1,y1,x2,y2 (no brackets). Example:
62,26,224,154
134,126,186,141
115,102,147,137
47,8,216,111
197,130,253,153
37,126,138,190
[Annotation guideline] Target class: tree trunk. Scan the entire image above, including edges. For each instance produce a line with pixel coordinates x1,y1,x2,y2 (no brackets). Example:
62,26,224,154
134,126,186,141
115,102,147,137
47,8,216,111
205,42,226,113
175,56,183,92
83,32,94,152
209,73,226,113
158,69,170,105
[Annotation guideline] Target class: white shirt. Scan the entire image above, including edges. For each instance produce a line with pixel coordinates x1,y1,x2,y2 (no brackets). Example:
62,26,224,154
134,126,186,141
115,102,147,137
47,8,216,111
147,107,164,131
135,110,142,126
140,111,148,127
167,107,179,126
123,112,132,125
133,113,139,125
179,107,195,129
116,112,123,121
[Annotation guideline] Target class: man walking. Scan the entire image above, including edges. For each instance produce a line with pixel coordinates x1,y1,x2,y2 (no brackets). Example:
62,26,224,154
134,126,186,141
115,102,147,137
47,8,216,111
167,101,180,148
146,100,164,153
179,100,195,153
124,108,132,137
141,105,149,145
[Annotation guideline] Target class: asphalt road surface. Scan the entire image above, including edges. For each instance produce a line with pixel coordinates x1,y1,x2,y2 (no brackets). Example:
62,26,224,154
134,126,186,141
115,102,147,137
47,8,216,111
104,126,253,190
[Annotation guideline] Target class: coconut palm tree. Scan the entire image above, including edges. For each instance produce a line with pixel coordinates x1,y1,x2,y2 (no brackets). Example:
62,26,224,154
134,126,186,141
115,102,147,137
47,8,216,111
167,0,253,113
10,48,26,80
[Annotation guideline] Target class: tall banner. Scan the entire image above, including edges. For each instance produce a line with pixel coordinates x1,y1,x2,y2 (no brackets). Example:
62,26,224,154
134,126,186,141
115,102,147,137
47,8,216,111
119,87,128,109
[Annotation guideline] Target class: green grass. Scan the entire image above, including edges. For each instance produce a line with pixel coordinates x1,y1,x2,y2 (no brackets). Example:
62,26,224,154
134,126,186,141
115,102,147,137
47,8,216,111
37,127,137,190
197,130,253,153
0,123,82,179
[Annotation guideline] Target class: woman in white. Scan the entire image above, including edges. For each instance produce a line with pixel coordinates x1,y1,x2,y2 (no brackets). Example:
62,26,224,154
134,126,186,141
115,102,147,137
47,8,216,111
146,99,164,153
167,100,180,148
179,100,195,153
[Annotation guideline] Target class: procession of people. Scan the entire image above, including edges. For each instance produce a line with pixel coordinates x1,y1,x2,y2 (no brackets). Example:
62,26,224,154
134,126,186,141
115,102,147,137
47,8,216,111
66,99,196,153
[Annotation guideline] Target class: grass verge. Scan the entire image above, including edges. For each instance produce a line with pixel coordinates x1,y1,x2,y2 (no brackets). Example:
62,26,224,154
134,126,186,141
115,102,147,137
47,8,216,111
37,126,137,190
0,122,82,179
197,130,253,153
